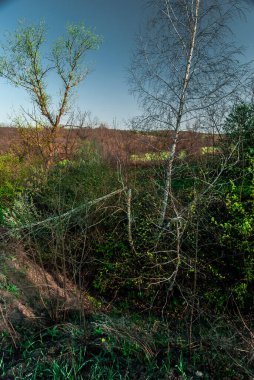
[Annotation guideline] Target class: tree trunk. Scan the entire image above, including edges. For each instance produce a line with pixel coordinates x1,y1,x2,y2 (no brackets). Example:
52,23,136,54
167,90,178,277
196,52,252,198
159,0,200,226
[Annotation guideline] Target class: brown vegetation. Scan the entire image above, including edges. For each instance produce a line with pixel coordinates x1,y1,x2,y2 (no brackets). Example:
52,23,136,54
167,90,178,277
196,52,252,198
0,240,94,338
0,126,217,165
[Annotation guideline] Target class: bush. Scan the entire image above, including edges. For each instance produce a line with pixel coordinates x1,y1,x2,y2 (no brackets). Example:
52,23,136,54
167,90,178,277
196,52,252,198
32,141,118,213
0,154,28,225
211,159,254,308
223,103,254,157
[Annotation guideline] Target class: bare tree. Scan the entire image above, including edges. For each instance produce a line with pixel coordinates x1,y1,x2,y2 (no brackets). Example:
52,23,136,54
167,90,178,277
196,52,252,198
0,21,101,165
130,0,251,227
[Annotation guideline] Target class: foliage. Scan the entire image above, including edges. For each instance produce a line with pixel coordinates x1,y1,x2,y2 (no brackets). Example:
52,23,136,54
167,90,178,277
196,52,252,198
0,133,254,378
0,280,20,296
130,151,169,162
0,21,101,114
0,154,28,225
3,143,122,295
32,141,118,214
223,103,254,159
1,312,253,379
0,20,101,166
212,158,254,307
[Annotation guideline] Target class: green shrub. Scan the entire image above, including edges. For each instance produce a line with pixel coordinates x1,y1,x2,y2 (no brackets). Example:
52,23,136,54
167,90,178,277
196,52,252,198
223,103,254,158
0,154,28,225
195,157,254,311
33,141,118,214
213,161,254,307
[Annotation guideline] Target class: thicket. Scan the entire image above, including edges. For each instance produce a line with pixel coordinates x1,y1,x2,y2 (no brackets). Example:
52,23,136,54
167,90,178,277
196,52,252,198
0,111,253,301
0,103,254,378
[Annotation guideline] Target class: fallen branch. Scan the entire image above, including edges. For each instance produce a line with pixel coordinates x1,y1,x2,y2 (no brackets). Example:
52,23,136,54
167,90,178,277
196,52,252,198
11,187,126,231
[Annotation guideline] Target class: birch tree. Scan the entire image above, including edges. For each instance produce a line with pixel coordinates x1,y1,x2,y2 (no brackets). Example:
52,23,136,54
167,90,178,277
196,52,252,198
128,0,253,299
130,0,250,227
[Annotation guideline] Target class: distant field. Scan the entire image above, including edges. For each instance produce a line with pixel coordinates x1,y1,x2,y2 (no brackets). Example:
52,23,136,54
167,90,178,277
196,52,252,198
0,126,219,164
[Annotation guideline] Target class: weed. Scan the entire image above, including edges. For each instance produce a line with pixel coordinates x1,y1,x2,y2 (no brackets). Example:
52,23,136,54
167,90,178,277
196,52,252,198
0,280,20,297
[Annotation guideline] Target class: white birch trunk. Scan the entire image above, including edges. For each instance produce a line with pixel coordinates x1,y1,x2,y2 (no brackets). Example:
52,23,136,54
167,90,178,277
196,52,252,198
159,0,201,226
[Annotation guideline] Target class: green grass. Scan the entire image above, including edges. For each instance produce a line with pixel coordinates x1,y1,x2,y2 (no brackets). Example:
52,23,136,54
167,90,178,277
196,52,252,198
0,278,20,297
1,312,253,379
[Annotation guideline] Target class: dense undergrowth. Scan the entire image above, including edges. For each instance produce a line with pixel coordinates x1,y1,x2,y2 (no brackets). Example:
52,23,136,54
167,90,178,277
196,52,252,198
1,117,254,378
1,311,253,379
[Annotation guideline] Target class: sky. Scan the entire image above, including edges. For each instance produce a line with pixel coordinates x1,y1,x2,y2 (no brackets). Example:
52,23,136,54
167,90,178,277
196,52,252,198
0,0,254,128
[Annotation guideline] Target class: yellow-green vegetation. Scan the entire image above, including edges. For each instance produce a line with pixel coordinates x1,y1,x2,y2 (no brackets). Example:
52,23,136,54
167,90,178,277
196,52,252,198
178,149,187,159
201,146,221,154
130,151,169,162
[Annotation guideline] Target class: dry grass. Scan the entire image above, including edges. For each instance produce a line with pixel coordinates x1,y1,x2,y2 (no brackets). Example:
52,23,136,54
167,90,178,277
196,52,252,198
0,241,94,335
0,126,218,165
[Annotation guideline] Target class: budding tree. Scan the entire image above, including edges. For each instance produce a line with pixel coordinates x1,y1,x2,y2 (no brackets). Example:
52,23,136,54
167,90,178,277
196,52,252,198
130,0,250,226
0,21,101,165
128,0,253,302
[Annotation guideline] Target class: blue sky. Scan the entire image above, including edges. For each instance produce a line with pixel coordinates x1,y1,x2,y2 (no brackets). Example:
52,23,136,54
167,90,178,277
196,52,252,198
0,0,254,127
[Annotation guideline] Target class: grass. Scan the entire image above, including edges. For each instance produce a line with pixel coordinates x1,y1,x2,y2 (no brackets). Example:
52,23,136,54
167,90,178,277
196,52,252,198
0,315,187,379
0,281,20,296
1,311,253,379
